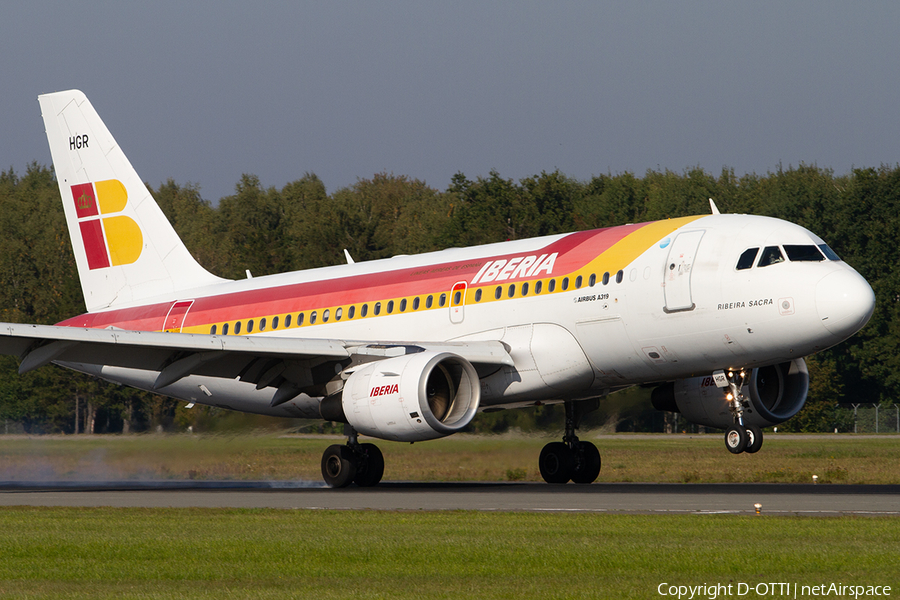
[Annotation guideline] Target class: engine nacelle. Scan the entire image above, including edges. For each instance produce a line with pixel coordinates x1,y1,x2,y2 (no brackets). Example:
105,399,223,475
651,358,809,429
322,351,481,442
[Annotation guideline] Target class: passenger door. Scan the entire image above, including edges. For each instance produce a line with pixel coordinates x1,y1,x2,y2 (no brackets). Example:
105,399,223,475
663,230,704,312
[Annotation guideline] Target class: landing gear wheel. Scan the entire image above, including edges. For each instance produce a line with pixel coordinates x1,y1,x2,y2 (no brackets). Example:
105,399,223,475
322,444,358,488
724,425,748,454
571,441,601,484
744,425,763,454
353,443,385,487
539,442,575,484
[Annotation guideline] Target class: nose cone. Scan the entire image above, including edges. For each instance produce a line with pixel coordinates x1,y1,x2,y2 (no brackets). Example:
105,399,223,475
815,269,875,340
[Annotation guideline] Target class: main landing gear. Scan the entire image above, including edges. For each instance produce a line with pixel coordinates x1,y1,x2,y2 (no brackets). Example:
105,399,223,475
539,400,601,484
719,369,763,455
321,426,385,488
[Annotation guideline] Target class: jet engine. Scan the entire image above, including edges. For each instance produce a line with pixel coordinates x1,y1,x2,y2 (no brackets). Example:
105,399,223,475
651,358,809,428
320,351,480,442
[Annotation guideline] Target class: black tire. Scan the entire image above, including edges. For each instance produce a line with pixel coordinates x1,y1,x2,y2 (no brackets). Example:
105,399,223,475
724,425,748,454
539,442,575,484
571,441,601,484
353,443,385,487
321,444,358,488
744,425,763,454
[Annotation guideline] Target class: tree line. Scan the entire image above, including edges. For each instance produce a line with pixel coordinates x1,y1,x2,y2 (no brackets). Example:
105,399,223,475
0,162,897,434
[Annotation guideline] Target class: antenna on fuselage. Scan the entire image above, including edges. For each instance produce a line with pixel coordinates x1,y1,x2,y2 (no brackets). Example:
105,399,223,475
343,249,355,264
709,198,721,215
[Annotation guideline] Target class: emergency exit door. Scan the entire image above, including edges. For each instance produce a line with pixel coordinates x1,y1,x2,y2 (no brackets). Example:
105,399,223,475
163,300,194,332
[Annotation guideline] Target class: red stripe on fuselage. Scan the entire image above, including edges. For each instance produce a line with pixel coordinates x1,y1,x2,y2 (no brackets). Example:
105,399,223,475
55,222,647,331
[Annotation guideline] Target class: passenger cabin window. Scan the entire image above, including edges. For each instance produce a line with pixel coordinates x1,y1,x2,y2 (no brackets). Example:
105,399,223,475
616,270,624,284
439,293,447,307
272,316,279,329
736,248,759,270
757,246,785,267
210,324,217,335
475,289,482,302
784,245,825,262
535,281,542,294
285,314,292,328
602,272,609,285
426,295,433,308
361,304,368,317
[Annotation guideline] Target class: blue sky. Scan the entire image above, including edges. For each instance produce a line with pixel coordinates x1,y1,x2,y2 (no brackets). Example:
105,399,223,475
3,2,899,203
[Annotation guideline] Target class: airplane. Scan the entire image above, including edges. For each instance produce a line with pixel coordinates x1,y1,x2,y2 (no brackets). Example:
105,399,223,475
0,89,876,487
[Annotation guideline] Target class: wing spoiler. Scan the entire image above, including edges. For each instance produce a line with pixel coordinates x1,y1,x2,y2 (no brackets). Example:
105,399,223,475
0,324,513,389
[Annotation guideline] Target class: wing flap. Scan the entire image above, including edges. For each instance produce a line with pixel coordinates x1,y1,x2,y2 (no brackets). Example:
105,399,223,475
0,323,513,393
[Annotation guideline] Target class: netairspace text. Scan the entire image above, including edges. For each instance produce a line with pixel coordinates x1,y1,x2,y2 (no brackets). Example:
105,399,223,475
657,582,892,599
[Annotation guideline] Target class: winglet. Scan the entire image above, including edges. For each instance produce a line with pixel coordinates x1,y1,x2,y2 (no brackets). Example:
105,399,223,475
709,198,721,215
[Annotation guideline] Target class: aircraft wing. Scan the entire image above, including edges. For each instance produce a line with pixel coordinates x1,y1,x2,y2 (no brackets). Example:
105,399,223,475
0,323,513,398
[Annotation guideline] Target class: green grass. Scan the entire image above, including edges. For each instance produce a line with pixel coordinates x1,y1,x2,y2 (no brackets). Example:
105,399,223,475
0,508,897,599
1,433,898,484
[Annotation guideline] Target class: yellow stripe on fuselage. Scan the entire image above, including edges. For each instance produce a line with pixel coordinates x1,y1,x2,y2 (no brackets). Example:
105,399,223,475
583,216,705,275
181,216,708,336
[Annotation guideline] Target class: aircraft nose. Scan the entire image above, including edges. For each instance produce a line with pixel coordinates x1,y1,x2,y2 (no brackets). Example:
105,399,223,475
815,269,875,339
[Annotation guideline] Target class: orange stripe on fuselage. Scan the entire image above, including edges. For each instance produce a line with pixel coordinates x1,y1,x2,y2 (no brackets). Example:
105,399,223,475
55,216,704,333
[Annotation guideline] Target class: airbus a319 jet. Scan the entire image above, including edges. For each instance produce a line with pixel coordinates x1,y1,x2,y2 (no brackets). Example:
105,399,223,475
0,90,875,487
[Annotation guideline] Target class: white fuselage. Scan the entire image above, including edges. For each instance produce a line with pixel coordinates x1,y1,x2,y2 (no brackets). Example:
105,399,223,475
65,214,874,419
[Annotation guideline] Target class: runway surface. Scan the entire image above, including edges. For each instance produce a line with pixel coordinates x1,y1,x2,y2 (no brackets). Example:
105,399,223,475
1,481,898,515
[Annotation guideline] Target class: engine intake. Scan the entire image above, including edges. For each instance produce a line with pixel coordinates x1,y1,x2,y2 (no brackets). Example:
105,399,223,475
651,358,809,429
322,351,480,442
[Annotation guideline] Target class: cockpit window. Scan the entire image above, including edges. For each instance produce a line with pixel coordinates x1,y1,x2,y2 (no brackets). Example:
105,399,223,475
818,244,841,261
757,246,785,267
784,245,825,262
736,248,759,270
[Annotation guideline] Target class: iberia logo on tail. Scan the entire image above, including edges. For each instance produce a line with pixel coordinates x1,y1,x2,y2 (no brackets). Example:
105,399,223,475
70,180,143,270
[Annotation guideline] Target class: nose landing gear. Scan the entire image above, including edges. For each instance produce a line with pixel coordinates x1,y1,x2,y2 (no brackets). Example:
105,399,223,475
716,369,764,454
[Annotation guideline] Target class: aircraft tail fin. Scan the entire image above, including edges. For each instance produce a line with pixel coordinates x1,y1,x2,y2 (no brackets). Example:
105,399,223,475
38,90,227,312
